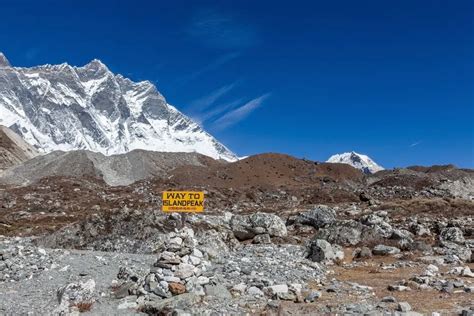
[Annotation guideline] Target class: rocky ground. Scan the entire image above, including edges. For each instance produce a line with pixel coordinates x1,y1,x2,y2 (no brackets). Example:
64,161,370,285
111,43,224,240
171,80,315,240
0,155,473,315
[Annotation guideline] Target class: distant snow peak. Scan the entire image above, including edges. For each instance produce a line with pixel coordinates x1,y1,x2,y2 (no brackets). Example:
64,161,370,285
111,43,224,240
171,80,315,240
0,53,237,161
326,151,384,174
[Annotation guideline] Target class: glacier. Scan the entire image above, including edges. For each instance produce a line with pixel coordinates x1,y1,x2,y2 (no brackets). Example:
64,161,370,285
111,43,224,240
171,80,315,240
0,52,237,161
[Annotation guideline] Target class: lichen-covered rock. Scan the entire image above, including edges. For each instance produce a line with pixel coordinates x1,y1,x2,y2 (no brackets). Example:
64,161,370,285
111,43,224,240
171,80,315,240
439,227,465,245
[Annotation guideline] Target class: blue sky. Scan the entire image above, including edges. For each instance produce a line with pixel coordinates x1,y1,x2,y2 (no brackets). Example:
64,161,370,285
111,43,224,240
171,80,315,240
1,0,473,167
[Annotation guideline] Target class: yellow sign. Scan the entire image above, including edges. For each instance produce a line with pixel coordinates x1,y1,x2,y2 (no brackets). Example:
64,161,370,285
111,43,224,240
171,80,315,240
162,191,204,212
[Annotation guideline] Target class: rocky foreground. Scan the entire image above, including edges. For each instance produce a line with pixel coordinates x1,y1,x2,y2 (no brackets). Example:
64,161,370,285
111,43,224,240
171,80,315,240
0,203,473,315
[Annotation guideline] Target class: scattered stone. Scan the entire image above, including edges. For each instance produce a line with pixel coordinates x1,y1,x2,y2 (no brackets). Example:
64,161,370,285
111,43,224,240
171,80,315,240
388,285,411,292
247,286,264,297
265,284,289,296
253,234,271,244
381,296,397,303
304,291,321,302
204,284,232,299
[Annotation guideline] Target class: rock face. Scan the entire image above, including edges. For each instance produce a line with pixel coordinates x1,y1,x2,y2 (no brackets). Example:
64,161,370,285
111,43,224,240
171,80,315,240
0,53,237,161
0,125,38,171
327,151,384,174
0,53,10,68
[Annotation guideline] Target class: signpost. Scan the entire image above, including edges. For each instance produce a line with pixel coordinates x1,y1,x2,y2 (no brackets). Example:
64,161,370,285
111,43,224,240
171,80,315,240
162,191,204,228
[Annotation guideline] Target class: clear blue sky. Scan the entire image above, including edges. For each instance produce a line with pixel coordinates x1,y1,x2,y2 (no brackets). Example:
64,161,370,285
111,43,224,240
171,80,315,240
1,0,473,168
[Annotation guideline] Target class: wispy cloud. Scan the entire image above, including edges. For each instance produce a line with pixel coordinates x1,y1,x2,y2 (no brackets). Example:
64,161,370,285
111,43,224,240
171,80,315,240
410,141,422,147
188,82,237,113
195,98,244,125
212,93,271,130
187,9,258,49
177,52,239,85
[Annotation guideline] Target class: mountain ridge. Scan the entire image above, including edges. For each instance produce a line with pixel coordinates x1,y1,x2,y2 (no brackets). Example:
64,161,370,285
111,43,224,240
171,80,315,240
0,53,237,161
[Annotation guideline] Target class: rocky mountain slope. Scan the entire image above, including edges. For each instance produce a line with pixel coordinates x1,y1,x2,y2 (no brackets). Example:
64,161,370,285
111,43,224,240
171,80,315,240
327,151,384,174
0,52,236,161
0,125,38,171
0,149,218,186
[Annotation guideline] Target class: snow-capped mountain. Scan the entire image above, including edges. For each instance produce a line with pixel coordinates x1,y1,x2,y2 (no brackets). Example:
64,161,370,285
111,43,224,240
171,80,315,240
0,52,237,161
326,151,384,174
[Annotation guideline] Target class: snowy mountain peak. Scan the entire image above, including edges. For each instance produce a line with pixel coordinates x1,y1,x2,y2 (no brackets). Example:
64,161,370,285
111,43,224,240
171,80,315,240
326,151,384,174
0,56,237,161
0,52,10,67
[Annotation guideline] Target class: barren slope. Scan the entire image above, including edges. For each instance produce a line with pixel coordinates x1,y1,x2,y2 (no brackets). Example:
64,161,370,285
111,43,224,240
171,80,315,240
0,125,38,171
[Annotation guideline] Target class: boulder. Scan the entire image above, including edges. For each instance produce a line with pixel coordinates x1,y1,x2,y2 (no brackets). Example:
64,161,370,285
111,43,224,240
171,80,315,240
398,302,412,312
435,242,472,262
55,279,96,314
353,246,372,259
372,244,401,256
293,205,336,228
315,220,363,246
230,212,287,241
306,239,344,263
439,227,465,244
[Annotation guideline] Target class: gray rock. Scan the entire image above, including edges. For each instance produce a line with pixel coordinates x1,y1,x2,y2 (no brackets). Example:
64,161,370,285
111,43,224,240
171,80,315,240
204,284,232,299
253,234,271,244
373,244,401,256
436,242,472,262
304,291,321,302
398,302,412,312
306,239,344,263
55,279,96,314
439,227,465,244
315,220,363,246
141,293,201,313
230,212,287,241
265,284,289,296
381,296,397,303
354,246,372,259
247,286,264,297
294,205,336,228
